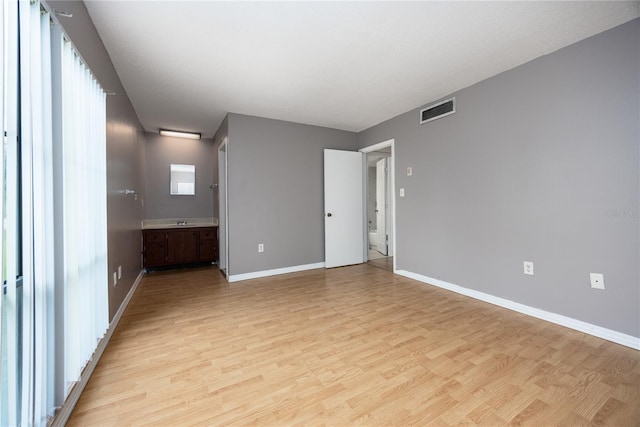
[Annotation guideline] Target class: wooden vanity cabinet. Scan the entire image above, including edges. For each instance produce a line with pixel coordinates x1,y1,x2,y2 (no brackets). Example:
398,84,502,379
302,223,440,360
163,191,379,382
143,226,218,269
166,230,198,264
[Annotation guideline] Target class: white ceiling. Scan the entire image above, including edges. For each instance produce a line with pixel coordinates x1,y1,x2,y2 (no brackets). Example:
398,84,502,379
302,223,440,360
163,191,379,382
85,1,640,137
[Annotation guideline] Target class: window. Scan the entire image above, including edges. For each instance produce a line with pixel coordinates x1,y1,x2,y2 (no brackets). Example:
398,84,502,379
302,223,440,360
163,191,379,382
1,1,108,425
1,0,22,424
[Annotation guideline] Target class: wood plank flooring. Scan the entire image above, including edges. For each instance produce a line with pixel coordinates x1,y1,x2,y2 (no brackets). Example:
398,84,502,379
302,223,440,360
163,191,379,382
367,256,393,272
68,265,640,426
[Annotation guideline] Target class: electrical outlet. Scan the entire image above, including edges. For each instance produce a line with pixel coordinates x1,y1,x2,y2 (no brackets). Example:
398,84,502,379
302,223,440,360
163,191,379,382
590,273,605,290
113,272,118,286
258,243,264,253
523,261,534,276
118,265,122,279
407,167,413,176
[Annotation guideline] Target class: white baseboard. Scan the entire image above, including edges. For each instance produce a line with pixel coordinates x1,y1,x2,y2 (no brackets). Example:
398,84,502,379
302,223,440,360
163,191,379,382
51,269,145,427
395,269,640,351
229,262,325,282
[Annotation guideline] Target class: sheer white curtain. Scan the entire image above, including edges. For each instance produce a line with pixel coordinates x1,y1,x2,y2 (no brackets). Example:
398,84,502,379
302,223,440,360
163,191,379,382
60,34,108,396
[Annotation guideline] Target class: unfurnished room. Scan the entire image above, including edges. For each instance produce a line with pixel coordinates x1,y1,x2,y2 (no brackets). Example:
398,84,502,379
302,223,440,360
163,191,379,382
1,1,639,426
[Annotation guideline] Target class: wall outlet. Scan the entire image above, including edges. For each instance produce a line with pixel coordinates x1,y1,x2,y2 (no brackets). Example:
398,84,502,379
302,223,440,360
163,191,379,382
113,272,118,286
406,167,413,176
523,261,534,276
118,265,122,279
590,273,605,290
258,243,264,253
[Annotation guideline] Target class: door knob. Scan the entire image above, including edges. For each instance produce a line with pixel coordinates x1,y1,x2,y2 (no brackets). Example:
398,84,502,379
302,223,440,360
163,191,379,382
327,213,332,217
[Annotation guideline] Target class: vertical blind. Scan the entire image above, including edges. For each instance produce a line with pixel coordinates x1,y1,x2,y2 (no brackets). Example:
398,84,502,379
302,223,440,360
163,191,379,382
19,1,56,424
1,0,20,426
60,34,108,396
0,0,108,425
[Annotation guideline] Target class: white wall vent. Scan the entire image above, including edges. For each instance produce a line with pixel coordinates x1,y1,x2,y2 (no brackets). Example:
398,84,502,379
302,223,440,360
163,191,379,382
420,97,455,124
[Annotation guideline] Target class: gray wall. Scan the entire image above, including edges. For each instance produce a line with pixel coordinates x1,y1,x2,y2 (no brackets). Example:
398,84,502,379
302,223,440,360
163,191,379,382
47,1,146,321
358,19,640,337
144,132,215,219
226,114,358,275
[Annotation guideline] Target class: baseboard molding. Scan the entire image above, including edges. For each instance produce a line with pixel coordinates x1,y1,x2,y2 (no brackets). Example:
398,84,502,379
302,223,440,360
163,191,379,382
51,269,145,427
395,269,640,351
229,262,325,282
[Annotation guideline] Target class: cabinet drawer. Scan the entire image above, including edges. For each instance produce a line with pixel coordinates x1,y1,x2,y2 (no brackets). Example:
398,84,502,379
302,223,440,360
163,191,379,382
144,232,165,243
199,229,216,240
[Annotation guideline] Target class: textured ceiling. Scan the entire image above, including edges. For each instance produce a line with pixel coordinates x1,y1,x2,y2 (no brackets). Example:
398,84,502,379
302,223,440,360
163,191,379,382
85,1,640,137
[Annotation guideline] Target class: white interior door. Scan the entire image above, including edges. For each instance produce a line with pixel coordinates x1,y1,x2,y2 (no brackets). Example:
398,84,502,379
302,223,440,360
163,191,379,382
324,149,364,268
376,158,387,255
217,139,228,277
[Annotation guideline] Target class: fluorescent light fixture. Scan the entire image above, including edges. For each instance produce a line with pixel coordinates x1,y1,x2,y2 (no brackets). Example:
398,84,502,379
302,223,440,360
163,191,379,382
159,129,201,140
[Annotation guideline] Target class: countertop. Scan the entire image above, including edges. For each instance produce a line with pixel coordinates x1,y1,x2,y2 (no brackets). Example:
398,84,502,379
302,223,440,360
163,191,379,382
142,217,218,230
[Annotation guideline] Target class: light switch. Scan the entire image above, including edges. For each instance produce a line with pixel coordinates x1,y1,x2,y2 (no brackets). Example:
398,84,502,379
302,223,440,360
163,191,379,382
407,167,413,176
400,188,405,197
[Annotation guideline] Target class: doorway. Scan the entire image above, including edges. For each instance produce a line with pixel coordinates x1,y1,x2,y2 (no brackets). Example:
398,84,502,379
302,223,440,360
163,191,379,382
360,140,395,271
217,138,229,278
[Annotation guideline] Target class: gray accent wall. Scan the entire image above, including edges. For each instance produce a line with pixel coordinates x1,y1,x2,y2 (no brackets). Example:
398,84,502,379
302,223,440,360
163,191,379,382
225,114,358,276
47,1,146,321
358,19,640,337
144,132,215,219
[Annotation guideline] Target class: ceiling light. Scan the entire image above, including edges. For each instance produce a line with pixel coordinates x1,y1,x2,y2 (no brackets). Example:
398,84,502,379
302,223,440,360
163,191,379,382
159,129,201,140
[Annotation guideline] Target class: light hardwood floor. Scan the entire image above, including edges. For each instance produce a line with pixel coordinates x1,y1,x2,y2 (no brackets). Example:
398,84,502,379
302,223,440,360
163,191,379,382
68,265,640,426
367,256,393,272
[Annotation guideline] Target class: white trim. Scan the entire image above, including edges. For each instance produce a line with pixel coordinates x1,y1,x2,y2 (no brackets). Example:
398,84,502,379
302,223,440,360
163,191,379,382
218,137,229,280
359,139,395,154
51,270,145,427
359,139,397,273
419,97,456,124
395,269,640,351
229,262,325,282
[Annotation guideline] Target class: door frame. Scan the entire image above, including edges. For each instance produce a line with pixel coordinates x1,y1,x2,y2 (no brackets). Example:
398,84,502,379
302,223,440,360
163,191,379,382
217,137,229,279
359,139,396,272
375,157,388,255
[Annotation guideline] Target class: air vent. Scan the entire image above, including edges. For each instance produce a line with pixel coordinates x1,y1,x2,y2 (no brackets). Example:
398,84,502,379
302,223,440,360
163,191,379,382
420,97,455,124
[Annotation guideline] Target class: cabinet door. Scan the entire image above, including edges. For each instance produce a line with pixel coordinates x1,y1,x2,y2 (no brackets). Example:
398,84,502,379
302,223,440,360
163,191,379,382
212,227,218,261
199,239,215,261
167,230,198,263
144,242,166,267
198,227,218,262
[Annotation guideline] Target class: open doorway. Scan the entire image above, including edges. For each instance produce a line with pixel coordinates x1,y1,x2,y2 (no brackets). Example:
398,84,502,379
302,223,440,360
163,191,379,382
360,140,395,271
217,138,229,278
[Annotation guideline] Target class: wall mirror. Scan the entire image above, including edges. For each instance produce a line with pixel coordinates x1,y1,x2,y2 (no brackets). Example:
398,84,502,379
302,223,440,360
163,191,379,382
170,164,195,195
